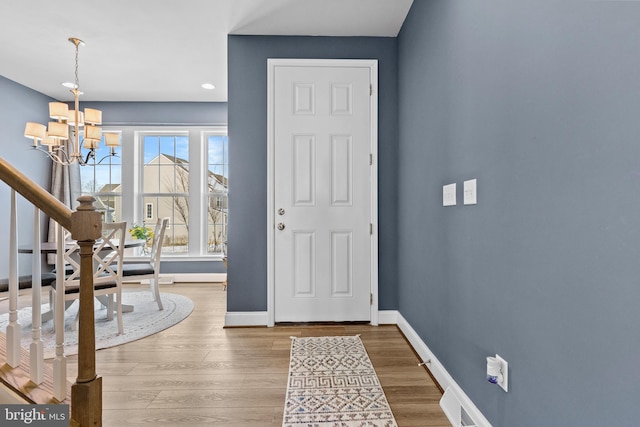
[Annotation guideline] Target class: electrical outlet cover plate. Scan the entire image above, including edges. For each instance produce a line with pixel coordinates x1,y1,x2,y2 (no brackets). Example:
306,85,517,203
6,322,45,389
443,183,456,206
463,179,477,205
496,354,508,392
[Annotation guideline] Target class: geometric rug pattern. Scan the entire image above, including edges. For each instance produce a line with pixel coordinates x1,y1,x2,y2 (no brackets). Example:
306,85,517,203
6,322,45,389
0,291,194,359
283,335,398,427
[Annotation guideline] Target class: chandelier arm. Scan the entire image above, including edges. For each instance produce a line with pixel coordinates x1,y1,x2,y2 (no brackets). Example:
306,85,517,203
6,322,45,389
82,149,96,165
32,146,75,166
97,153,119,165
55,144,75,164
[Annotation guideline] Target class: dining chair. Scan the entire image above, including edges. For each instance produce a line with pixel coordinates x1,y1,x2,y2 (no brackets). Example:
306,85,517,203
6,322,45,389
117,218,168,310
50,221,127,334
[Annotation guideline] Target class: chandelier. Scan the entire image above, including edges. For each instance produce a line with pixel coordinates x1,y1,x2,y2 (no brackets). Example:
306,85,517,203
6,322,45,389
23,37,119,166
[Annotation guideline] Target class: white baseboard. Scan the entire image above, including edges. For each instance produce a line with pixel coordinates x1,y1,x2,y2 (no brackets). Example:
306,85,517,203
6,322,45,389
396,312,492,427
124,273,226,284
225,311,269,327
170,273,226,283
378,310,399,324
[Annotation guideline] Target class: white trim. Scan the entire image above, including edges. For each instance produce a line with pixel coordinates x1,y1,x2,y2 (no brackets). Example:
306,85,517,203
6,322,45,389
396,312,492,427
267,61,276,327
225,311,269,327
369,62,379,326
125,255,226,262
377,310,399,325
171,273,226,283
123,273,226,284
266,58,379,327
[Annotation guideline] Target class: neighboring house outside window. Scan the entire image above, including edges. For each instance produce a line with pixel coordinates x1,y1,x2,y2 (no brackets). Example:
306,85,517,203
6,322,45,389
206,131,228,254
141,140,190,254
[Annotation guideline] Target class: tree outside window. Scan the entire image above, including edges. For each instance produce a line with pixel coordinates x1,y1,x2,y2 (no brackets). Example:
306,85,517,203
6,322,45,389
207,134,228,254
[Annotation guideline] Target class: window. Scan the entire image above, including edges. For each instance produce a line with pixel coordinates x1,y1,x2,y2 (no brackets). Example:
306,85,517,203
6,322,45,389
78,126,228,258
141,133,190,254
79,133,122,223
206,132,228,254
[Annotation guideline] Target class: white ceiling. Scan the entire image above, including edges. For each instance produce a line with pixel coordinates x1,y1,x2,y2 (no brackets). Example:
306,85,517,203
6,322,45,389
0,0,413,103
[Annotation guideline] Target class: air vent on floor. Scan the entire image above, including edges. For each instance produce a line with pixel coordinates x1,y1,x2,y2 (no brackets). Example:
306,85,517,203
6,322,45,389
440,387,479,427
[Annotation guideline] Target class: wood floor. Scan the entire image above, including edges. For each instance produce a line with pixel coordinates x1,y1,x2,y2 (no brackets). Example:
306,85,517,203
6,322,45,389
20,282,449,426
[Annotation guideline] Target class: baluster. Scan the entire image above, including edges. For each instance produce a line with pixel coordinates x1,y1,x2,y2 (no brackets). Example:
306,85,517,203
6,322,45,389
6,189,20,367
53,221,67,401
30,207,44,384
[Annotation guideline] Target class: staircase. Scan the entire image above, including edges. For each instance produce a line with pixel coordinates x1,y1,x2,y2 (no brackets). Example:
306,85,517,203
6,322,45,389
0,334,72,404
0,156,102,426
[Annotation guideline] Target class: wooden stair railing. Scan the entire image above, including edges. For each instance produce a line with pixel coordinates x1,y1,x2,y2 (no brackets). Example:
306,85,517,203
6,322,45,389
0,156,103,427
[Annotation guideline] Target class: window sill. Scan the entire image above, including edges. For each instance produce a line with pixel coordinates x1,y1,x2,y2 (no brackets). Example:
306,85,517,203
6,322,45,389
127,255,225,262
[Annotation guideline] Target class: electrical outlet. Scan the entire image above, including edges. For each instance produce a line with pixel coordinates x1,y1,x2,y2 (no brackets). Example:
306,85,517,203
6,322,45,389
496,354,508,392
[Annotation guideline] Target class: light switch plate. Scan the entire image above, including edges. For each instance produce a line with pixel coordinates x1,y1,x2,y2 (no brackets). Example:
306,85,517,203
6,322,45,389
463,179,477,205
443,183,456,206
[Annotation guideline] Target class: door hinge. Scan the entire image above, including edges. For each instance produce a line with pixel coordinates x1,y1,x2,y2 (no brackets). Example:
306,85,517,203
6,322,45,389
370,293,373,305
369,84,373,96
369,223,373,235
369,153,373,165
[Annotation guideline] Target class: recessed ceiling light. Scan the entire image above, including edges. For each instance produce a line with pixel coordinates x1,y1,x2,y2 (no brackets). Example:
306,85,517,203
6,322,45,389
201,83,216,90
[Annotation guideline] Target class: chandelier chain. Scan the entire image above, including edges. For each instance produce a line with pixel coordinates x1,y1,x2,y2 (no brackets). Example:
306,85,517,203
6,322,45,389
74,42,80,90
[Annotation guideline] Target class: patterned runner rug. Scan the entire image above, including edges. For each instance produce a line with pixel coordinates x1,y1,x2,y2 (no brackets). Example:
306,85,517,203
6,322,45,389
283,335,398,427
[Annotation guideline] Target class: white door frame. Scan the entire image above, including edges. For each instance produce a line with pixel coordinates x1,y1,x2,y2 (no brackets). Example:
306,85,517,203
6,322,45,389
266,58,379,327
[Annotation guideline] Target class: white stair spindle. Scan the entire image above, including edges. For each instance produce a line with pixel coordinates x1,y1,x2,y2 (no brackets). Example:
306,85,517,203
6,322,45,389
7,189,21,367
53,221,67,401
30,207,44,384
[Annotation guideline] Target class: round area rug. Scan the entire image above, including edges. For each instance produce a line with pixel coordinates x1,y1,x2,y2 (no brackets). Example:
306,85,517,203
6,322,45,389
0,291,194,359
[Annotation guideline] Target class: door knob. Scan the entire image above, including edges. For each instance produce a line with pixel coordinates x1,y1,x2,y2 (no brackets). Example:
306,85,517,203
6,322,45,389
277,223,285,231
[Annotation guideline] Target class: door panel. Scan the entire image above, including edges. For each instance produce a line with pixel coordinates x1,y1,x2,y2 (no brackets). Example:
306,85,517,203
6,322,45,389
293,231,316,297
292,135,315,205
274,64,371,322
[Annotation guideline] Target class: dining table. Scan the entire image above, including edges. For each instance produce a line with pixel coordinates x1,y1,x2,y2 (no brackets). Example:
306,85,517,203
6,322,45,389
19,238,146,322
18,239,145,255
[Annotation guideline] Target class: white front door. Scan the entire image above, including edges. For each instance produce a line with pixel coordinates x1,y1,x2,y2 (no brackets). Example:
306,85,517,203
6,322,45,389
271,60,376,323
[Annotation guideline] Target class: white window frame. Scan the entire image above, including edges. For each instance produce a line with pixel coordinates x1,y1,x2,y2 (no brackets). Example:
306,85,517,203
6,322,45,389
99,125,227,260
203,128,229,256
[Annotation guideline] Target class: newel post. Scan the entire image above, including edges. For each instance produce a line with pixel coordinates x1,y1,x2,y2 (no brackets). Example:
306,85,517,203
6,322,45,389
70,195,103,427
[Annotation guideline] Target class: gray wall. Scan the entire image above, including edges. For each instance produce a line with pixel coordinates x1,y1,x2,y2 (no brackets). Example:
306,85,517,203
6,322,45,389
81,101,227,126
227,35,399,312
0,76,53,277
398,1,640,426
